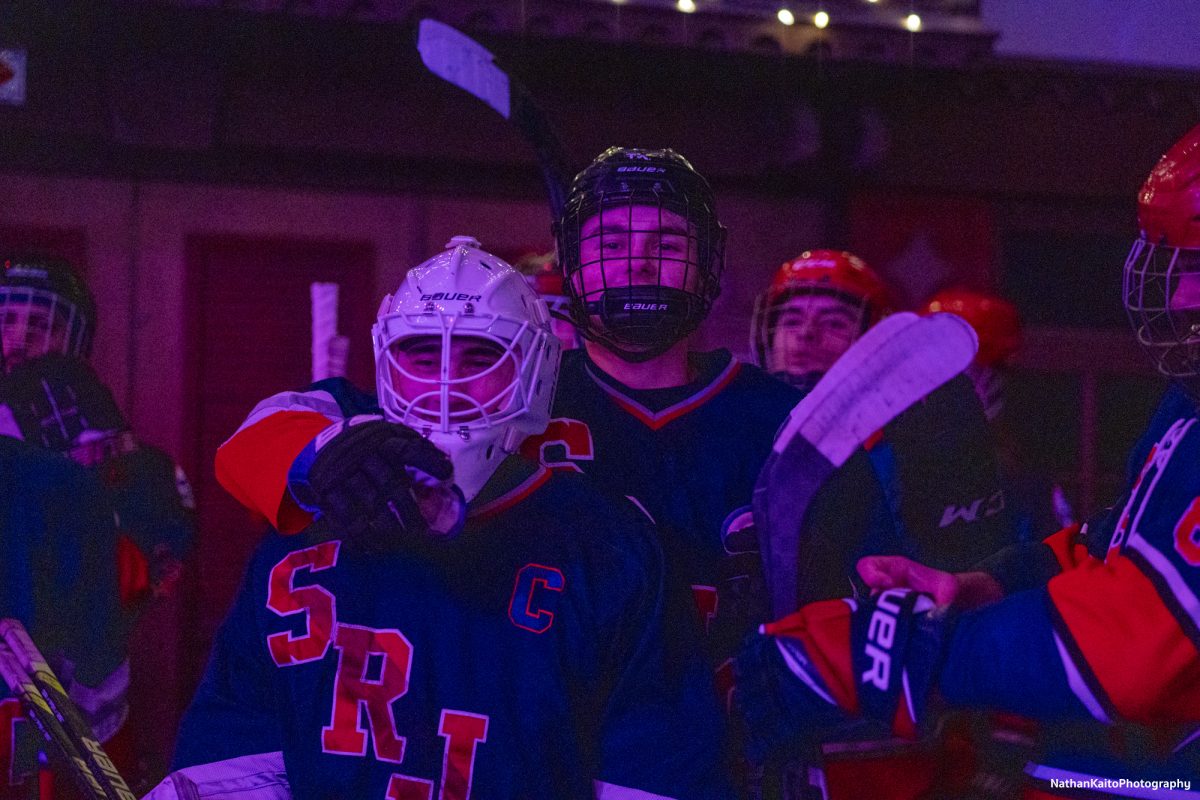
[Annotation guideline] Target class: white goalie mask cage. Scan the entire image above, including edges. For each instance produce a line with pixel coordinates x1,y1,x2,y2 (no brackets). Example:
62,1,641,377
372,236,561,499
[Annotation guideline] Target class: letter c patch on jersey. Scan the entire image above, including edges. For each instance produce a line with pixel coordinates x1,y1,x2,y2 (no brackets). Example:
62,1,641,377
508,564,565,634
519,418,594,473
1174,497,1200,567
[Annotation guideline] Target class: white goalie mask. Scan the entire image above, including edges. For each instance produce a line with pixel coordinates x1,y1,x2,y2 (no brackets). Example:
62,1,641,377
372,236,561,500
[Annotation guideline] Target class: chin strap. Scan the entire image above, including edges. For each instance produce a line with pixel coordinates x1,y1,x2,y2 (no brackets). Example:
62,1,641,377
575,286,704,362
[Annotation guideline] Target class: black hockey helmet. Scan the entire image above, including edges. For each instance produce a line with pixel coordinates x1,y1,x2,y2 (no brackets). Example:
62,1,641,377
0,253,96,369
554,147,726,362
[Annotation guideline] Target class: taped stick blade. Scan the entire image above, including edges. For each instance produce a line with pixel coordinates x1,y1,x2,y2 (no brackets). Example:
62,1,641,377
756,312,978,617
775,312,978,466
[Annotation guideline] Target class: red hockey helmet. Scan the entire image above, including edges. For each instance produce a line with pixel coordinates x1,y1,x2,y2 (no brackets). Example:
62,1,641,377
920,288,1022,367
751,250,893,370
1124,122,1200,382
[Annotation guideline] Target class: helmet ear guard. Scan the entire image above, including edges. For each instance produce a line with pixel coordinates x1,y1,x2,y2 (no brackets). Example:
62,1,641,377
554,147,726,360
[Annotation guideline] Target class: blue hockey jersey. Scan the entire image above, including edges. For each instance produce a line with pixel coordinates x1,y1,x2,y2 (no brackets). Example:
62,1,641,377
0,438,128,797
215,350,801,674
174,457,733,800
939,385,1200,791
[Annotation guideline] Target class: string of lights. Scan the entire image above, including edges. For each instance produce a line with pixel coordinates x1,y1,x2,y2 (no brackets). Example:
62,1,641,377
589,0,970,33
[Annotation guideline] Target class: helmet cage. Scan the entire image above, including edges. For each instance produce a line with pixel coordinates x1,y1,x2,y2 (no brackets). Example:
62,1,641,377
1124,237,1200,380
750,286,873,374
374,307,552,440
0,285,90,368
556,150,726,361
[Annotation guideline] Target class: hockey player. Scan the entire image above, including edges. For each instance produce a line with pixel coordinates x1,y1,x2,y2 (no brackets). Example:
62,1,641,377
750,250,893,392
153,239,732,799
750,266,1016,792
751,254,1014,607
0,254,194,607
214,148,801,672
0,437,128,800
920,287,1076,541
734,121,1200,798
0,254,195,792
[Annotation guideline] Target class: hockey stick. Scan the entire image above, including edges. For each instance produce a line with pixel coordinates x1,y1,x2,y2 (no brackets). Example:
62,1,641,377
0,639,111,800
311,282,349,383
755,312,978,618
416,18,573,217
0,619,135,800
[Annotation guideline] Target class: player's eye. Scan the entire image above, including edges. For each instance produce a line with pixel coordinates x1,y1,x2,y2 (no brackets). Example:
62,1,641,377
464,356,498,372
399,351,439,372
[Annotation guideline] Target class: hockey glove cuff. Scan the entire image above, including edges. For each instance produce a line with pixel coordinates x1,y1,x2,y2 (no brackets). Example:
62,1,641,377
733,589,953,762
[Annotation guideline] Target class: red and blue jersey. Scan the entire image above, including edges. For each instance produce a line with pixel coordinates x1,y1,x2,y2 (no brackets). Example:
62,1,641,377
940,385,1200,790
214,350,802,670
173,458,732,800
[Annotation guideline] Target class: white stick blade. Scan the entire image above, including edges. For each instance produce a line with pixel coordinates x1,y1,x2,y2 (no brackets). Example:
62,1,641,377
774,312,979,466
311,282,339,382
772,312,919,456
417,19,511,120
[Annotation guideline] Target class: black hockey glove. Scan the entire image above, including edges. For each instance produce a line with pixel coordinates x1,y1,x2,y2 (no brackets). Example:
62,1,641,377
301,418,464,549
0,354,127,451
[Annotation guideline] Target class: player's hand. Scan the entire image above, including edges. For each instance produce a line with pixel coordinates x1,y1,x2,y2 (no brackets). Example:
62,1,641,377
715,512,770,637
733,589,951,762
856,556,1003,610
305,418,464,548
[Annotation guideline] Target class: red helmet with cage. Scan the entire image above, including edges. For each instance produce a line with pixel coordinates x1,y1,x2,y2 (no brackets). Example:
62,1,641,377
920,288,1022,367
1124,122,1200,383
750,250,892,373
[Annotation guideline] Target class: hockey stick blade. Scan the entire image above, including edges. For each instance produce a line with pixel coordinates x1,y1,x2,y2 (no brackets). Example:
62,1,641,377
0,619,135,800
0,640,111,800
416,19,571,217
755,312,978,617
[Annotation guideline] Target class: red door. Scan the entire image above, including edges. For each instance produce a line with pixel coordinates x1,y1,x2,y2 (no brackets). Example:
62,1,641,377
174,234,376,751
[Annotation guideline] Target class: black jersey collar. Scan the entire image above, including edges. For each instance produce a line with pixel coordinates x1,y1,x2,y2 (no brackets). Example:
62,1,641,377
582,349,741,430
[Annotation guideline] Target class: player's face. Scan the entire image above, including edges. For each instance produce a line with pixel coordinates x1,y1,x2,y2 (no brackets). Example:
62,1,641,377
769,294,864,377
573,205,701,298
387,335,517,421
1170,271,1200,313
0,302,69,370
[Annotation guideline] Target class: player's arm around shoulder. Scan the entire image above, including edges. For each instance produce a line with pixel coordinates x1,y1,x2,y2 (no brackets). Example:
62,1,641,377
558,477,735,800
214,379,374,531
